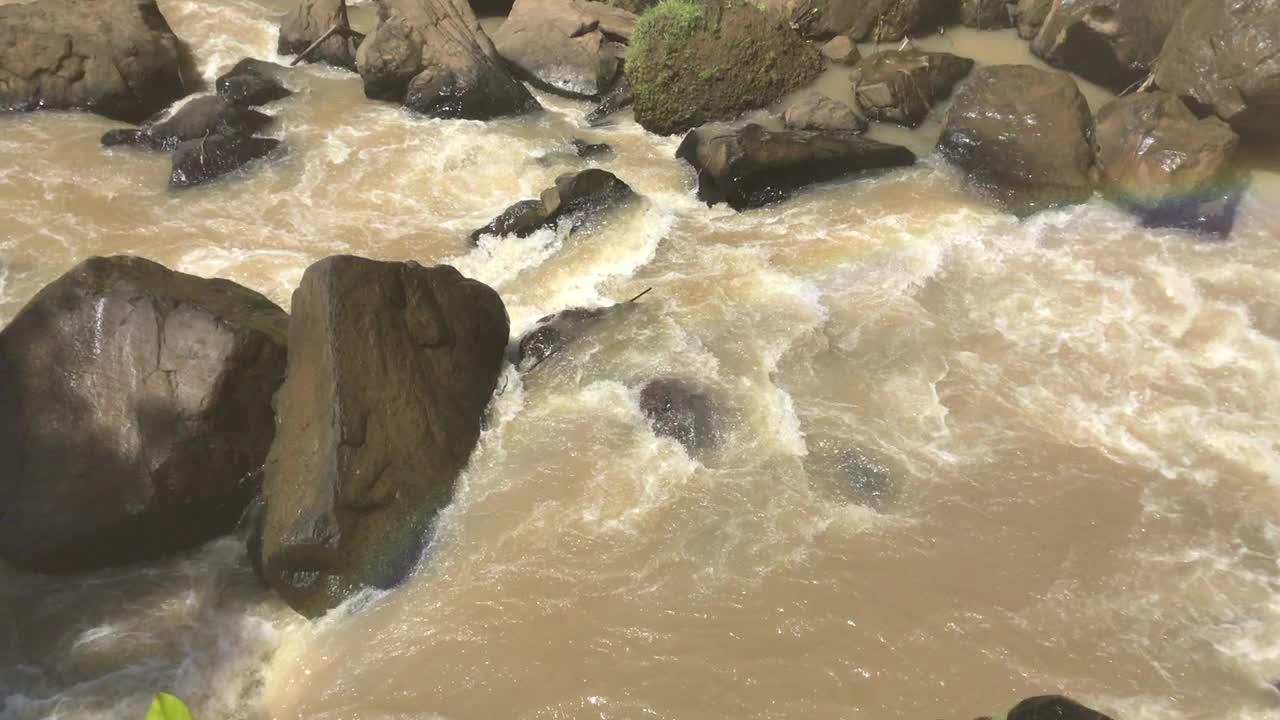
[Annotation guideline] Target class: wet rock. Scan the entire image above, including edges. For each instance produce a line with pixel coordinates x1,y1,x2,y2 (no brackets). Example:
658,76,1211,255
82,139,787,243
1153,0,1280,141
783,92,867,132
279,0,364,71
937,64,1095,216
0,256,287,573
851,49,974,127
676,123,916,210
1006,695,1115,720
1094,91,1241,236
639,379,716,452
1032,0,1184,91
1014,0,1052,39
216,59,293,107
791,0,954,42
585,74,634,126
573,138,613,157
806,442,896,509
0,0,197,123
513,303,636,369
100,96,273,151
169,133,283,188
356,0,539,119
626,0,822,135
470,168,637,241
494,0,637,98
960,0,1012,28
821,35,861,65
260,256,508,617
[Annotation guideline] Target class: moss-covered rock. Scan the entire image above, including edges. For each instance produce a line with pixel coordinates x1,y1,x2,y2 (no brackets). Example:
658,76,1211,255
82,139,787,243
625,0,822,135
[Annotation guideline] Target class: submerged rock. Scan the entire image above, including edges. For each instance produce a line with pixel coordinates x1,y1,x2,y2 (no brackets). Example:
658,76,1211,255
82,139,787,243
0,0,197,122
100,96,273,150
216,58,293,107
356,0,539,119
851,49,974,127
1094,91,1241,236
585,74,634,126
625,0,822,135
1004,695,1115,720
1032,0,1184,90
937,64,1095,216
169,133,282,188
494,0,637,98
1153,0,1280,141
783,92,867,133
572,138,613,158
279,0,364,71
260,256,508,618
791,0,953,42
821,35,861,65
0,256,287,573
960,0,1012,28
677,123,916,210
639,378,716,452
804,439,896,509
513,302,637,369
470,168,637,242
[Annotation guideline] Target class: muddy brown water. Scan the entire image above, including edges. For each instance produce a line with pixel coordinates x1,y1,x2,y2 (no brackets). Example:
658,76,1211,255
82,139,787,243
2,3,1280,719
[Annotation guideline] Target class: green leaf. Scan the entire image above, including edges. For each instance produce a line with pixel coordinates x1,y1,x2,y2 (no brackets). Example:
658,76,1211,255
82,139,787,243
144,693,195,720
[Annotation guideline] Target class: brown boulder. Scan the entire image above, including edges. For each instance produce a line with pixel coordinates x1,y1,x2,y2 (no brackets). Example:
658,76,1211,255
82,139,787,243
783,92,867,132
494,0,637,98
960,0,1013,27
851,49,974,127
0,256,287,573
1014,0,1052,38
821,35,861,65
677,123,916,210
0,0,196,123
1153,0,1280,141
356,0,540,119
791,0,954,41
1032,0,1185,90
1094,91,1241,235
938,64,1095,215
260,257,508,617
278,0,365,71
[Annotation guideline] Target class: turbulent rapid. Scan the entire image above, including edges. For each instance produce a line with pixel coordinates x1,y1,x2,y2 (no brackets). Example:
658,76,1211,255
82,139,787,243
2,0,1280,719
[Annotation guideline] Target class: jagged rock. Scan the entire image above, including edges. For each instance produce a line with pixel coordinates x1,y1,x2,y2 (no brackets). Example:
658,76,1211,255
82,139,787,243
470,168,637,241
937,64,1095,216
1094,91,1241,236
585,75,634,125
356,0,540,119
1014,0,1052,39
0,0,197,122
513,302,636,369
821,35,861,65
170,133,282,188
783,92,867,132
639,378,716,452
216,59,293,107
851,49,974,127
494,0,637,98
791,0,954,42
676,123,915,210
100,96,272,150
960,0,1012,28
0,256,287,572
1032,0,1185,90
1153,0,1280,141
278,0,364,71
260,256,508,617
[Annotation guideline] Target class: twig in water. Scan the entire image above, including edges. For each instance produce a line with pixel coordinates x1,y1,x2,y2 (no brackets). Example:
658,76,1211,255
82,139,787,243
628,287,654,303
291,24,341,67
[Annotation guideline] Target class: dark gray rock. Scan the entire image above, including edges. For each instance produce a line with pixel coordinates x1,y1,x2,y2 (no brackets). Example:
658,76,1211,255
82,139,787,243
470,168,637,242
493,0,637,98
260,256,508,617
791,0,954,41
639,378,716,452
851,49,974,127
513,302,636,369
101,96,273,150
1006,695,1115,720
0,256,287,573
1032,0,1185,90
1014,0,1052,39
278,0,364,71
216,59,293,107
585,75,634,126
572,138,613,158
676,123,916,210
960,0,1012,28
170,133,282,188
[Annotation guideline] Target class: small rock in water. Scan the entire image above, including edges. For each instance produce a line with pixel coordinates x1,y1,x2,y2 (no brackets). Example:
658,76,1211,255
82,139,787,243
1005,695,1115,720
470,168,637,242
783,92,867,133
585,75,634,126
170,133,282,188
512,303,637,370
820,35,860,65
639,378,717,453
216,58,293,107
851,49,974,128
572,138,613,158
101,95,273,150
959,0,1012,29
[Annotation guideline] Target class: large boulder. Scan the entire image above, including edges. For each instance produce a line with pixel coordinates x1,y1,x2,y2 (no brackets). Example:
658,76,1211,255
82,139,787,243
938,64,1095,216
470,168,637,242
260,257,508,618
0,0,196,123
791,0,954,41
1094,91,1241,236
1014,0,1052,39
494,0,638,98
0,256,287,573
216,59,293,107
1032,0,1185,90
356,0,540,119
100,96,273,150
676,123,916,210
639,378,716,453
625,0,822,135
851,49,974,127
1153,0,1280,141
783,92,867,132
170,133,283,188
279,0,364,71
960,0,1013,28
